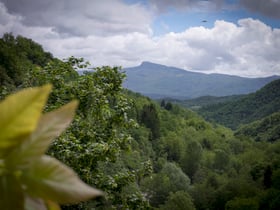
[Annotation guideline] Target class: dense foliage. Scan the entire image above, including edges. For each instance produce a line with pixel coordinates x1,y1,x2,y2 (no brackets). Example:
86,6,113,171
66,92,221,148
1,34,280,209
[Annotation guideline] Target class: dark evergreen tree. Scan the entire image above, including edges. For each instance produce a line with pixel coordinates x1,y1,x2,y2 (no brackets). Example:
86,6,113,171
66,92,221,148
140,103,160,140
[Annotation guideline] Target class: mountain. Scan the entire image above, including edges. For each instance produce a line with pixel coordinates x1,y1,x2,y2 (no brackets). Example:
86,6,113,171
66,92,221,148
199,79,280,129
123,62,280,99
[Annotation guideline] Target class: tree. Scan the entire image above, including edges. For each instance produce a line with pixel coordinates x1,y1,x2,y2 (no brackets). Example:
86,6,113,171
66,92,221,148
264,165,272,189
160,191,196,210
225,198,258,210
142,162,191,207
165,102,173,111
161,132,185,162
213,149,230,171
140,103,160,140
160,99,166,108
43,64,142,209
180,140,202,182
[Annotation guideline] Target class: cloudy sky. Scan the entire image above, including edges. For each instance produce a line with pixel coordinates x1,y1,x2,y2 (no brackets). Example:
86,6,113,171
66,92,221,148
0,0,280,77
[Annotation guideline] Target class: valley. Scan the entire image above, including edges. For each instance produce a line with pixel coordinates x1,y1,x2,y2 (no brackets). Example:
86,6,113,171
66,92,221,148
1,34,280,210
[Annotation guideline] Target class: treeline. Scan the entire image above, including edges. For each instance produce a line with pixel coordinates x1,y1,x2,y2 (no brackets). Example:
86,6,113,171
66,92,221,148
1,33,280,210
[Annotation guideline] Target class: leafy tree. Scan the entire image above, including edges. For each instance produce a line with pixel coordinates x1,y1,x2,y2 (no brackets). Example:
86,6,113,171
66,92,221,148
142,162,190,207
213,149,230,171
42,64,143,209
165,102,173,111
180,140,202,182
160,191,196,210
160,132,185,162
264,165,273,189
259,189,280,210
160,99,166,108
225,198,258,210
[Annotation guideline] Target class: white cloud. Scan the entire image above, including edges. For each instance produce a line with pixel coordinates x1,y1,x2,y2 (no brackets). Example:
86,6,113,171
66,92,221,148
151,18,280,77
0,2,279,77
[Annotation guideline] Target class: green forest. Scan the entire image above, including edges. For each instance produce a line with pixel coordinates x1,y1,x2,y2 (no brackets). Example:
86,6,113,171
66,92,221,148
1,33,280,210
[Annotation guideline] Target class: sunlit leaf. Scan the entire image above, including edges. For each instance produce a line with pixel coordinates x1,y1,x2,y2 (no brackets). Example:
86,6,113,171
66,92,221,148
22,155,103,204
0,85,52,149
6,101,78,169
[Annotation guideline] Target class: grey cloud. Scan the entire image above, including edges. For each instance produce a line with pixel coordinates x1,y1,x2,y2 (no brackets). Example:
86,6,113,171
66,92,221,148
148,0,225,12
0,0,152,36
148,0,280,19
239,0,280,19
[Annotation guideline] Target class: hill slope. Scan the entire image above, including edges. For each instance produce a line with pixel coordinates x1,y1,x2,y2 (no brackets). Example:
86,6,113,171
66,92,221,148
123,62,279,99
199,79,280,129
166,95,246,110
235,112,280,142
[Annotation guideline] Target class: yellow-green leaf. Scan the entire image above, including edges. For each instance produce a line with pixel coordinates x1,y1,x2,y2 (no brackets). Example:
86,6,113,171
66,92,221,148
21,155,103,204
6,101,78,169
45,200,61,210
0,85,52,149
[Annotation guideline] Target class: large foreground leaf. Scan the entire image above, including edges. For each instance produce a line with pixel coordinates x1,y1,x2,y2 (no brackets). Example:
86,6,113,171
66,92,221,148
25,196,61,210
6,101,78,169
21,155,102,204
0,175,24,210
0,85,52,149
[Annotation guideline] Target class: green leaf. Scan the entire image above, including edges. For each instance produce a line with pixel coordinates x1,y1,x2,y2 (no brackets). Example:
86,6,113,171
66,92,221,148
0,85,52,149
6,101,78,169
0,175,24,210
21,155,103,204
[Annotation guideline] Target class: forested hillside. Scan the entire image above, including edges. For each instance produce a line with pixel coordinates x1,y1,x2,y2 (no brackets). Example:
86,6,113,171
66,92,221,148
235,112,280,142
198,79,280,129
0,33,53,88
165,95,246,110
1,34,280,210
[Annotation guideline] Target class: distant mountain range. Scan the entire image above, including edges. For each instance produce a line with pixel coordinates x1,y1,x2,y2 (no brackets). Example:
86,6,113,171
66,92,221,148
123,62,280,99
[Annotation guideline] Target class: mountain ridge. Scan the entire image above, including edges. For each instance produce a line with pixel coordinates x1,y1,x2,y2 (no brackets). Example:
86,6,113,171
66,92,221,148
123,62,280,99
